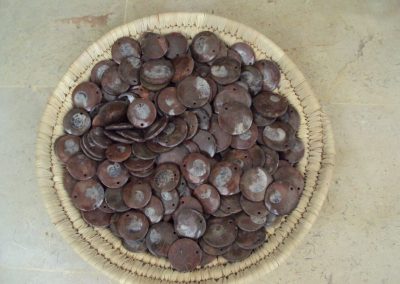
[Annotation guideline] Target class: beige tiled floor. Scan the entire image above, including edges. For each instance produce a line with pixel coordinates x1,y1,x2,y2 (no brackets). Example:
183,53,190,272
1,0,399,283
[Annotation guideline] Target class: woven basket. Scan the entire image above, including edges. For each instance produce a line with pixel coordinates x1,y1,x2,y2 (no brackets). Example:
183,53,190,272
36,13,335,284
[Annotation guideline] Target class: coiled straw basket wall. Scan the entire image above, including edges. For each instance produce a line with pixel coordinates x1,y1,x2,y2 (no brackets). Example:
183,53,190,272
36,12,335,284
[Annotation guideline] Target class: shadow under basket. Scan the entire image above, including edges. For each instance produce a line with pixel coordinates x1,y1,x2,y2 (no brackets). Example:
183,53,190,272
36,12,335,284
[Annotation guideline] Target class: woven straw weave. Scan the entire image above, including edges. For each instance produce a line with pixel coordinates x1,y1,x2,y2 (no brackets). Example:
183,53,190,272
36,13,335,284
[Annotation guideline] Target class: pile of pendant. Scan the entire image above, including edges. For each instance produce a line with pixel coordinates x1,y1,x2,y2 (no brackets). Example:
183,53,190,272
55,31,305,272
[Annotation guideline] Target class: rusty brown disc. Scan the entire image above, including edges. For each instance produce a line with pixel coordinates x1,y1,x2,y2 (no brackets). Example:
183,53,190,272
158,189,179,215
253,109,276,127
253,91,288,118
146,222,178,257
168,238,202,272
105,143,131,162
194,62,211,77
124,156,155,172
203,217,237,248
155,118,188,148
150,163,180,193
54,134,81,163
140,80,169,92
264,181,300,216
282,138,304,164
80,134,105,161
102,130,133,144
209,115,232,153
230,123,258,150
218,102,253,135
105,122,134,131
71,179,104,211
171,54,195,83
140,58,174,85
181,153,211,184
115,129,145,143
200,252,216,267
174,208,206,239
130,85,155,100
109,213,122,237
131,142,158,161
202,102,213,117
63,171,77,196
63,108,91,136
236,228,266,250
72,82,102,112
264,213,282,228
262,121,296,151
177,76,211,108
191,108,210,131
97,160,129,188
222,243,252,263
118,56,141,85
227,48,242,63
92,101,128,127
141,196,164,224
240,65,263,95
105,188,130,212
213,86,252,114
279,105,301,131
223,149,253,171
140,32,169,60
173,196,204,219
260,146,279,174
156,145,189,165
81,209,112,227
101,66,130,95
219,194,242,215
157,87,186,116
205,77,218,102
248,145,265,168
254,59,281,91
129,165,155,178
211,208,231,218
66,153,97,180
91,59,117,84
111,36,141,64
180,111,199,140
193,184,220,214
165,32,188,59
182,140,200,153
231,42,255,65
210,57,241,85
145,140,171,153
278,159,291,169
102,90,117,102
240,195,269,217
273,165,304,194
127,99,157,129
209,161,241,196
122,181,152,209
192,130,216,158
98,198,115,213
117,210,149,240
143,115,169,141
235,211,266,232
240,167,272,202
199,238,230,256
87,127,112,150
123,238,147,253
176,176,191,197
190,31,221,63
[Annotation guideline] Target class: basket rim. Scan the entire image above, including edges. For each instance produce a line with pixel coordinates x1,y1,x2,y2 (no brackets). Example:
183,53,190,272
36,12,335,284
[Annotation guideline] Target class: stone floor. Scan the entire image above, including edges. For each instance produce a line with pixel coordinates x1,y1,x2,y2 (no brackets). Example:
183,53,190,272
1,0,399,283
